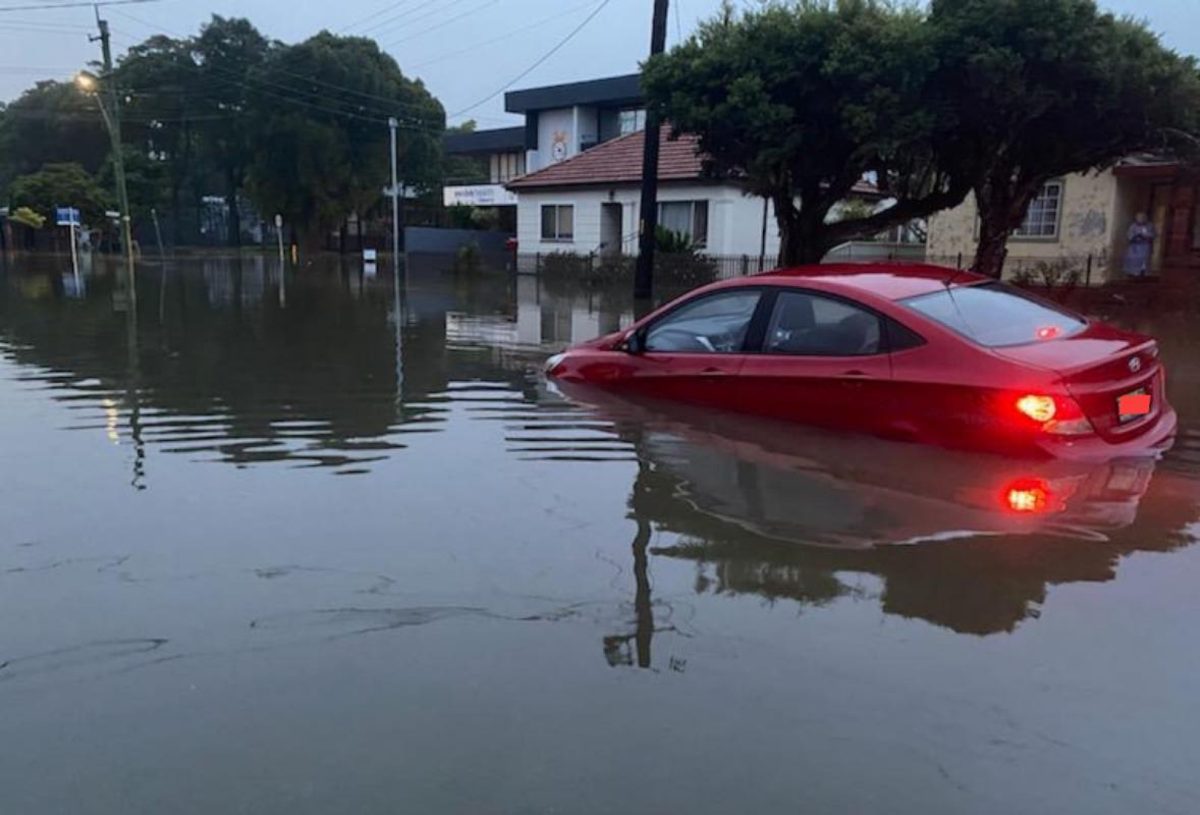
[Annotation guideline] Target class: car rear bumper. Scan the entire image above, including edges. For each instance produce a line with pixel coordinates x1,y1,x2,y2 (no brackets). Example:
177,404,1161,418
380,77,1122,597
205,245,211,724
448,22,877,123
1034,404,1177,461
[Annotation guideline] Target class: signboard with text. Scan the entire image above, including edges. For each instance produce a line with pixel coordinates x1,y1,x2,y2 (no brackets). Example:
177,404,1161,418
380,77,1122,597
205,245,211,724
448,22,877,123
442,184,518,208
55,207,81,227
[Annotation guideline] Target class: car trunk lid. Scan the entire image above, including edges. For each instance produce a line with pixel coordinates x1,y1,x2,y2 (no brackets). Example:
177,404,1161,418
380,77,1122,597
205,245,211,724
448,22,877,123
992,322,1163,441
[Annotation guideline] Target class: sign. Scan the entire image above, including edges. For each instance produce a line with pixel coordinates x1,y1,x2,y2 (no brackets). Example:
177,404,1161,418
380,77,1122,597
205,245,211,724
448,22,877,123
442,184,518,208
55,207,81,227
363,248,378,261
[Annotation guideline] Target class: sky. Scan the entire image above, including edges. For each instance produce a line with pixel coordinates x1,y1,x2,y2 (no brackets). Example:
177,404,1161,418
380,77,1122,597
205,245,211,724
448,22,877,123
0,0,1196,128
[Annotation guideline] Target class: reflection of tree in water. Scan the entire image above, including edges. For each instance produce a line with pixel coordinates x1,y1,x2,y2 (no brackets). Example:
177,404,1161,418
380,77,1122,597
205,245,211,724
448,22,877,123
0,260,529,472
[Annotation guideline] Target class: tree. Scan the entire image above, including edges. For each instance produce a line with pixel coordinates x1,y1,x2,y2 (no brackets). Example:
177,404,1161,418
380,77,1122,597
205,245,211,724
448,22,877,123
8,163,110,225
193,16,272,246
0,81,109,194
642,0,969,265
98,147,167,218
243,32,444,247
930,0,1200,277
444,119,489,184
117,34,203,243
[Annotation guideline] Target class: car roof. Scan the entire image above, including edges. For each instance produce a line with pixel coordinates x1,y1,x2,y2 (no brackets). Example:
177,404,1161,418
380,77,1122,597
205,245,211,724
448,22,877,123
755,262,989,301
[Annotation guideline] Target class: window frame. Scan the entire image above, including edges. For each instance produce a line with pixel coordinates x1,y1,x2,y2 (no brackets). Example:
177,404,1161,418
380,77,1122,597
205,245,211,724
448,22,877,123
634,286,773,356
656,200,709,248
900,280,1088,348
1011,179,1064,242
756,287,912,358
540,204,574,243
632,285,925,357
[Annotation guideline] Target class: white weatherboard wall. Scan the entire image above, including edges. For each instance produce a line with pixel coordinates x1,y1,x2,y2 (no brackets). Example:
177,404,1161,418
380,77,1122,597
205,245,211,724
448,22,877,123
515,182,781,257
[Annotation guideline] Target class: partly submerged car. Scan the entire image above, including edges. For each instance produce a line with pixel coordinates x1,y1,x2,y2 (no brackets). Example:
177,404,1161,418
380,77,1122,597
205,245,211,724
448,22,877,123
544,264,1177,458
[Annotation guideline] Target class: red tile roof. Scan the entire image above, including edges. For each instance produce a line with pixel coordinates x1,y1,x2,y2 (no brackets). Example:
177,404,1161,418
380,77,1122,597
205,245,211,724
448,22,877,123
506,124,879,196
507,125,701,189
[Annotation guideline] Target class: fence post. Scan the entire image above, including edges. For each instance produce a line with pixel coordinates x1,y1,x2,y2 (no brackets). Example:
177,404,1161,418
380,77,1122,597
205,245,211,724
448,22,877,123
535,252,541,276
956,252,962,270
741,255,749,276
1086,253,1093,288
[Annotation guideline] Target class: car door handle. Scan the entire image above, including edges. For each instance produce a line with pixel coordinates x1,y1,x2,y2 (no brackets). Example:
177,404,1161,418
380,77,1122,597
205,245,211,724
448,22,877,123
843,370,868,377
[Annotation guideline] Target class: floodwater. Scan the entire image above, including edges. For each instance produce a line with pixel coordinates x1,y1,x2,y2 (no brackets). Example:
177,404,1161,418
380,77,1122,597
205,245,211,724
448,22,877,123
2,253,1200,814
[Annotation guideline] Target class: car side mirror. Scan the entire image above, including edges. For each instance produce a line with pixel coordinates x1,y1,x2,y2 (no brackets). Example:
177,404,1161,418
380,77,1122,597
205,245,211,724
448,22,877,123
624,329,645,355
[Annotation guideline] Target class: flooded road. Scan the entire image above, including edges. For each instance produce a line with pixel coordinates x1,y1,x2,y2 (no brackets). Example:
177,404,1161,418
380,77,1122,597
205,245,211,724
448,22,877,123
2,254,1199,814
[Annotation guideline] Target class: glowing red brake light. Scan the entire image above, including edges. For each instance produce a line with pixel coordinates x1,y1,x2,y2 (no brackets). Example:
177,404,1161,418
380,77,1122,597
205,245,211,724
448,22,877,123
1013,393,1092,436
1007,483,1050,513
1016,394,1056,423
1036,326,1060,340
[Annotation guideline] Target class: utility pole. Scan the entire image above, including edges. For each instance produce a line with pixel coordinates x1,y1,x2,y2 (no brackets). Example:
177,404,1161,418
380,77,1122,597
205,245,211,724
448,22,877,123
633,0,670,303
92,9,136,307
389,117,400,275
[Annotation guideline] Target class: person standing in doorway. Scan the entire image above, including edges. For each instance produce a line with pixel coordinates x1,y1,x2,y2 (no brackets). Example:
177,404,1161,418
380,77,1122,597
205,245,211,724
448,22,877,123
1124,212,1156,277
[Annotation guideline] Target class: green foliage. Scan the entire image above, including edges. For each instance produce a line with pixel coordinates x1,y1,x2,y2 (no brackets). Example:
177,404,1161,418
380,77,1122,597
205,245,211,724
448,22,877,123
930,0,1200,276
0,81,109,192
8,163,110,224
654,225,697,254
243,32,445,246
10,206,45,229
643,0,967,265
98,147,167,217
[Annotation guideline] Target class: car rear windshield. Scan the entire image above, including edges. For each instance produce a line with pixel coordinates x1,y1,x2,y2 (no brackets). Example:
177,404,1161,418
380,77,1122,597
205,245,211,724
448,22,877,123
901,281,1086,347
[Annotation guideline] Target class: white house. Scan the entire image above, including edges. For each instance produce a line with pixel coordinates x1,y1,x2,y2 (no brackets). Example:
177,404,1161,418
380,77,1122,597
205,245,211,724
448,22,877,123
506,125,879,259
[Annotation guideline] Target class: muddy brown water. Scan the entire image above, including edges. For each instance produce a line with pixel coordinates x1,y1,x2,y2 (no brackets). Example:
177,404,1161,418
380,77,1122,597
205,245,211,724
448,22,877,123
2,254,1199,814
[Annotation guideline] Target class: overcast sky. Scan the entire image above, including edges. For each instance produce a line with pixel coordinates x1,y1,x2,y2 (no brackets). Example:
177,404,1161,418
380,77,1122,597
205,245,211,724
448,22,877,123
1,0,1196,127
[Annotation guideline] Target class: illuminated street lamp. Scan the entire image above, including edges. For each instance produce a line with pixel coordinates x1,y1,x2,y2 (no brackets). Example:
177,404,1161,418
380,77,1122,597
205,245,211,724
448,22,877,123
75,69,136,304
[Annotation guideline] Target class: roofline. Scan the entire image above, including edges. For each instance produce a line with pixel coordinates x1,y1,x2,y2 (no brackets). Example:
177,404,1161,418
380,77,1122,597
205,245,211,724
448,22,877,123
443,126,525,156
504,73,643,114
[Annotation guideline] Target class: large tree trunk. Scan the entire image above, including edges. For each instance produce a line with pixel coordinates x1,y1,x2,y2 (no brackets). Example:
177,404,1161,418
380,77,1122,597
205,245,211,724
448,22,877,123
773,193,830,267
972,170,1047,279
973,215,1010,279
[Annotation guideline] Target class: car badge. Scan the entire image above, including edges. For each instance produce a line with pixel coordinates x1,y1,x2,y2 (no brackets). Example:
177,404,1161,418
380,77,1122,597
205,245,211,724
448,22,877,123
1128,356,1142,373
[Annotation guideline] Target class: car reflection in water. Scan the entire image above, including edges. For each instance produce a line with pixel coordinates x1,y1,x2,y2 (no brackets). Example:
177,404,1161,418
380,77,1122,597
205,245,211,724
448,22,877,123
544,382,1200,662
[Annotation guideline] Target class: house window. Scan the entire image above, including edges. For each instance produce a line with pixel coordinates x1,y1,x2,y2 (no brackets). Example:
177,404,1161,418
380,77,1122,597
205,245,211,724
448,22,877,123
540,205,574,242
658,201,709,248
1013,181,1063,239
618,108,646,135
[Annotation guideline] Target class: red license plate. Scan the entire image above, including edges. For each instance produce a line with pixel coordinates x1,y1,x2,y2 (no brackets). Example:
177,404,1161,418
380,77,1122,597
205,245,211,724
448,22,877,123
1118,390,1151,422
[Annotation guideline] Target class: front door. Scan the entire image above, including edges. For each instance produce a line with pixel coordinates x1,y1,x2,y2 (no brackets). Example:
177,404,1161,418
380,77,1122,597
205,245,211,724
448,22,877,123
737,289,893,432
626,288,765,410
600,203,622,258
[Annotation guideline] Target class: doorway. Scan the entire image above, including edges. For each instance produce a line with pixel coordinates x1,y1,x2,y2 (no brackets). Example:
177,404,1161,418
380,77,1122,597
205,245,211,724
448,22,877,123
600,203,622,258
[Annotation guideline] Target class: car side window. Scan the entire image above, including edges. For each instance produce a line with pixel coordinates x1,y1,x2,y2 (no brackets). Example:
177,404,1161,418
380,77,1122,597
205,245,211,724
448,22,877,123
644,290,761,354
764,291,883,356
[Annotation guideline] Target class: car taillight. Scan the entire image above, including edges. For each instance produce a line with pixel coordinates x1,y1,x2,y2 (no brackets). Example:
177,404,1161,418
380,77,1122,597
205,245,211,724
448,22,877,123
1006,481,1050,513
1014,393,1092,436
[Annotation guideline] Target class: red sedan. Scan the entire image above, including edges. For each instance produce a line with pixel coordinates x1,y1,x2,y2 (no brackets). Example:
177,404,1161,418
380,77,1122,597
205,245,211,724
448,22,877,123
544,264,1177,458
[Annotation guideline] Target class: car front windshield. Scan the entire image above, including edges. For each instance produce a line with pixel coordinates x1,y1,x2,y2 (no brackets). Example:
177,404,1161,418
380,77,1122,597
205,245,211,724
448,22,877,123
901,281,1086,347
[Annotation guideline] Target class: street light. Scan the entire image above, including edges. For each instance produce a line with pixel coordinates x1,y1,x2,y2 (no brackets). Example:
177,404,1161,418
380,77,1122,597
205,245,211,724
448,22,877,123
75,69,135,305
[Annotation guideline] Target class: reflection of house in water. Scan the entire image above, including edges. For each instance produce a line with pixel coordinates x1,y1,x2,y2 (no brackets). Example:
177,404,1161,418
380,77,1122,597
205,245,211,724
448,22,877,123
201,256,272,308
515,275,632,347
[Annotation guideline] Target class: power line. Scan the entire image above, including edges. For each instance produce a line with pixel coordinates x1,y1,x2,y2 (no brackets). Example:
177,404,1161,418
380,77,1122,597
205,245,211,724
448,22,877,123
408,0,599,69
109,7,444,118
336,0,413,35
449,0,614,119
382,0,496,47
0,0,160,12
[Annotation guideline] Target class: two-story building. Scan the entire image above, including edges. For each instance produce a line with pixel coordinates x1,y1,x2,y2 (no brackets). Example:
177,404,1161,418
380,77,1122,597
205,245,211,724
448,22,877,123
442,75,648,228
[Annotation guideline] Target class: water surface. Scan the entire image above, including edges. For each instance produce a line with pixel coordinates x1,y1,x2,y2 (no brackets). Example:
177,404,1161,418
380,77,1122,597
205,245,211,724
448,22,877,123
2,254,1199,814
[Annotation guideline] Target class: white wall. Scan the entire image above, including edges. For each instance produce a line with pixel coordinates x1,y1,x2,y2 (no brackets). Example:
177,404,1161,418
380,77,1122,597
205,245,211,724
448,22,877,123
528,106,608,173
515,183,780,257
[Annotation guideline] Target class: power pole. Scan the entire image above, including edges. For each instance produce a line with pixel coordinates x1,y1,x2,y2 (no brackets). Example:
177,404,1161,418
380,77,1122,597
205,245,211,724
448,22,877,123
389,117,400,275
93,9,136,307
633,0,670,302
